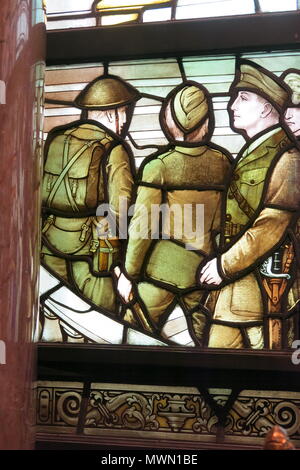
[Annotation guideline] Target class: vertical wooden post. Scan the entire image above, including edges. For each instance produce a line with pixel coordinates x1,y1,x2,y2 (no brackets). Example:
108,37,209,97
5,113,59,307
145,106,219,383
0,0,45,449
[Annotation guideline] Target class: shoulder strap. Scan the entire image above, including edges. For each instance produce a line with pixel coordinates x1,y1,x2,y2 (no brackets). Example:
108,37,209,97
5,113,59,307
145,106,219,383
46,136,98,209
229,180,255,219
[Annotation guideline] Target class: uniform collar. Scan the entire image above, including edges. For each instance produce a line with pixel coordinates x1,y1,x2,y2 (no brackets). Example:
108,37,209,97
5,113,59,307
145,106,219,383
241,127,281,158
174,145,208,156
237,127,291,169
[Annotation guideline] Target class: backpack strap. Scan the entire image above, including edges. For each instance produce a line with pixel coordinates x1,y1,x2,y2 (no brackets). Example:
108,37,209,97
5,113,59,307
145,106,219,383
46,136,98,210
62,135,78,212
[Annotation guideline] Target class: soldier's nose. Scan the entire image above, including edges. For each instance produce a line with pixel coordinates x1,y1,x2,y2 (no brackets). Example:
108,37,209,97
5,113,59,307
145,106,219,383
231,99,238,110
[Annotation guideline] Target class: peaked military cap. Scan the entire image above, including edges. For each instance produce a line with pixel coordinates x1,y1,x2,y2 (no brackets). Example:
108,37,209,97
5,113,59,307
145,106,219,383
233,60,289,109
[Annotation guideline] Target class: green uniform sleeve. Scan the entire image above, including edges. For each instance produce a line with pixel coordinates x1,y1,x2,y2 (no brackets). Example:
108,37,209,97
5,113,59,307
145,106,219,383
125,159,164,279
106,144,134,221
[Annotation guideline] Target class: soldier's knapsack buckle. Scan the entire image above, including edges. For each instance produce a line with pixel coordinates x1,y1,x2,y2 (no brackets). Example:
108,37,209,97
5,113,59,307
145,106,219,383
79,223,90,242
89,239,99,253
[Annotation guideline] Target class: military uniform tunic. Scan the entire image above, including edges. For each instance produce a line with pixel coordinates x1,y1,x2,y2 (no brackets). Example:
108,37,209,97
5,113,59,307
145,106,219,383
124,144,231,338
207,126,300,348
41,122,134,316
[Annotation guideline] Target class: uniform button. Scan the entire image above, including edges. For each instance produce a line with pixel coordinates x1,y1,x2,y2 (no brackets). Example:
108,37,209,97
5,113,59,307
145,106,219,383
225,238,231,243
233,173,239,181
228,193,234,199
250,179,255,184
226,214,232,221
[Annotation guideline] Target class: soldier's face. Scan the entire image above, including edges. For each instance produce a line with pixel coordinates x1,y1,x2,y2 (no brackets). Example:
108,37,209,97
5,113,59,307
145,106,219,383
90,106,128,135
230,91,265,136
114,106,128,135
284,107,300,136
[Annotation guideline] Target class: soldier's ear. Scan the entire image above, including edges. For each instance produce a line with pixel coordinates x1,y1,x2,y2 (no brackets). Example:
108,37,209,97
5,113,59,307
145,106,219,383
261,102,273,118
106,110,114,123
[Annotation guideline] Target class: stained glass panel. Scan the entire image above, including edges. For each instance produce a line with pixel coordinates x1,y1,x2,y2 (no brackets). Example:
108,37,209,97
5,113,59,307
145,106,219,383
45,0,300,30
40,50,300,350
176,0,255,19
258,0,297,12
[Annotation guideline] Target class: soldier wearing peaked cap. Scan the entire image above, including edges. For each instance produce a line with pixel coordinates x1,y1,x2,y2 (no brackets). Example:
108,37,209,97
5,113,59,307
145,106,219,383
40,75,140,340
116,82,232,342
199,60,300,350
281,69,300,326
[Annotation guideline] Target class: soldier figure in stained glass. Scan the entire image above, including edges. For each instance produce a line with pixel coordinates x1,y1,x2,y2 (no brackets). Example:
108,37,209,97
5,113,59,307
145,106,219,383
199,60,300,349
116,82,232,344
281,70,300,331
41,75,140,327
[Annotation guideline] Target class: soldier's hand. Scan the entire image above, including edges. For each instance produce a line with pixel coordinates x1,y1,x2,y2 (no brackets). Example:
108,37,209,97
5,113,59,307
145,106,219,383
114,267,133,303
199,258,222,285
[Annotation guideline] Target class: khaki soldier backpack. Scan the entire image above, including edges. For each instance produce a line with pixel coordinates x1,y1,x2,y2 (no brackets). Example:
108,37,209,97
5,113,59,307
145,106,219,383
42,124,112,213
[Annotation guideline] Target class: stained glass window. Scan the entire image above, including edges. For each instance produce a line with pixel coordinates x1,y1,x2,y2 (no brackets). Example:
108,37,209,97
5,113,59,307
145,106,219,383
45,0,300,30
40,50,300,350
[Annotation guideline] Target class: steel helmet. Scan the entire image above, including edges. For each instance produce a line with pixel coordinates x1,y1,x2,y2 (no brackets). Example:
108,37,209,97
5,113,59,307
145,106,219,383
75,74,140,109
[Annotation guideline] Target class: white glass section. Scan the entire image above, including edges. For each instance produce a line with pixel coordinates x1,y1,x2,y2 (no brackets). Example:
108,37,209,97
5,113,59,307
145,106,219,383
161,306,195,346
46,0,94,15
143,7,172,22
258,0,297,12
47,18,97,30
130,130,165,140
242,51,300,75
183,56,235,93
169,330,195,346
44,107,81,116
133,105,161,115
176,0,255,19
39,265,60,295
127,329,168,346
45,287,124,343
211,134,245,155
50,286,91,311
45,83,87,92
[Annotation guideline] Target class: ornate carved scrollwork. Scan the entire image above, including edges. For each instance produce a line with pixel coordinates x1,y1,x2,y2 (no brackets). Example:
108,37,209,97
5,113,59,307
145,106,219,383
56,391,82,426
85,390,160,430
273,402,300,436
36,383,300,448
